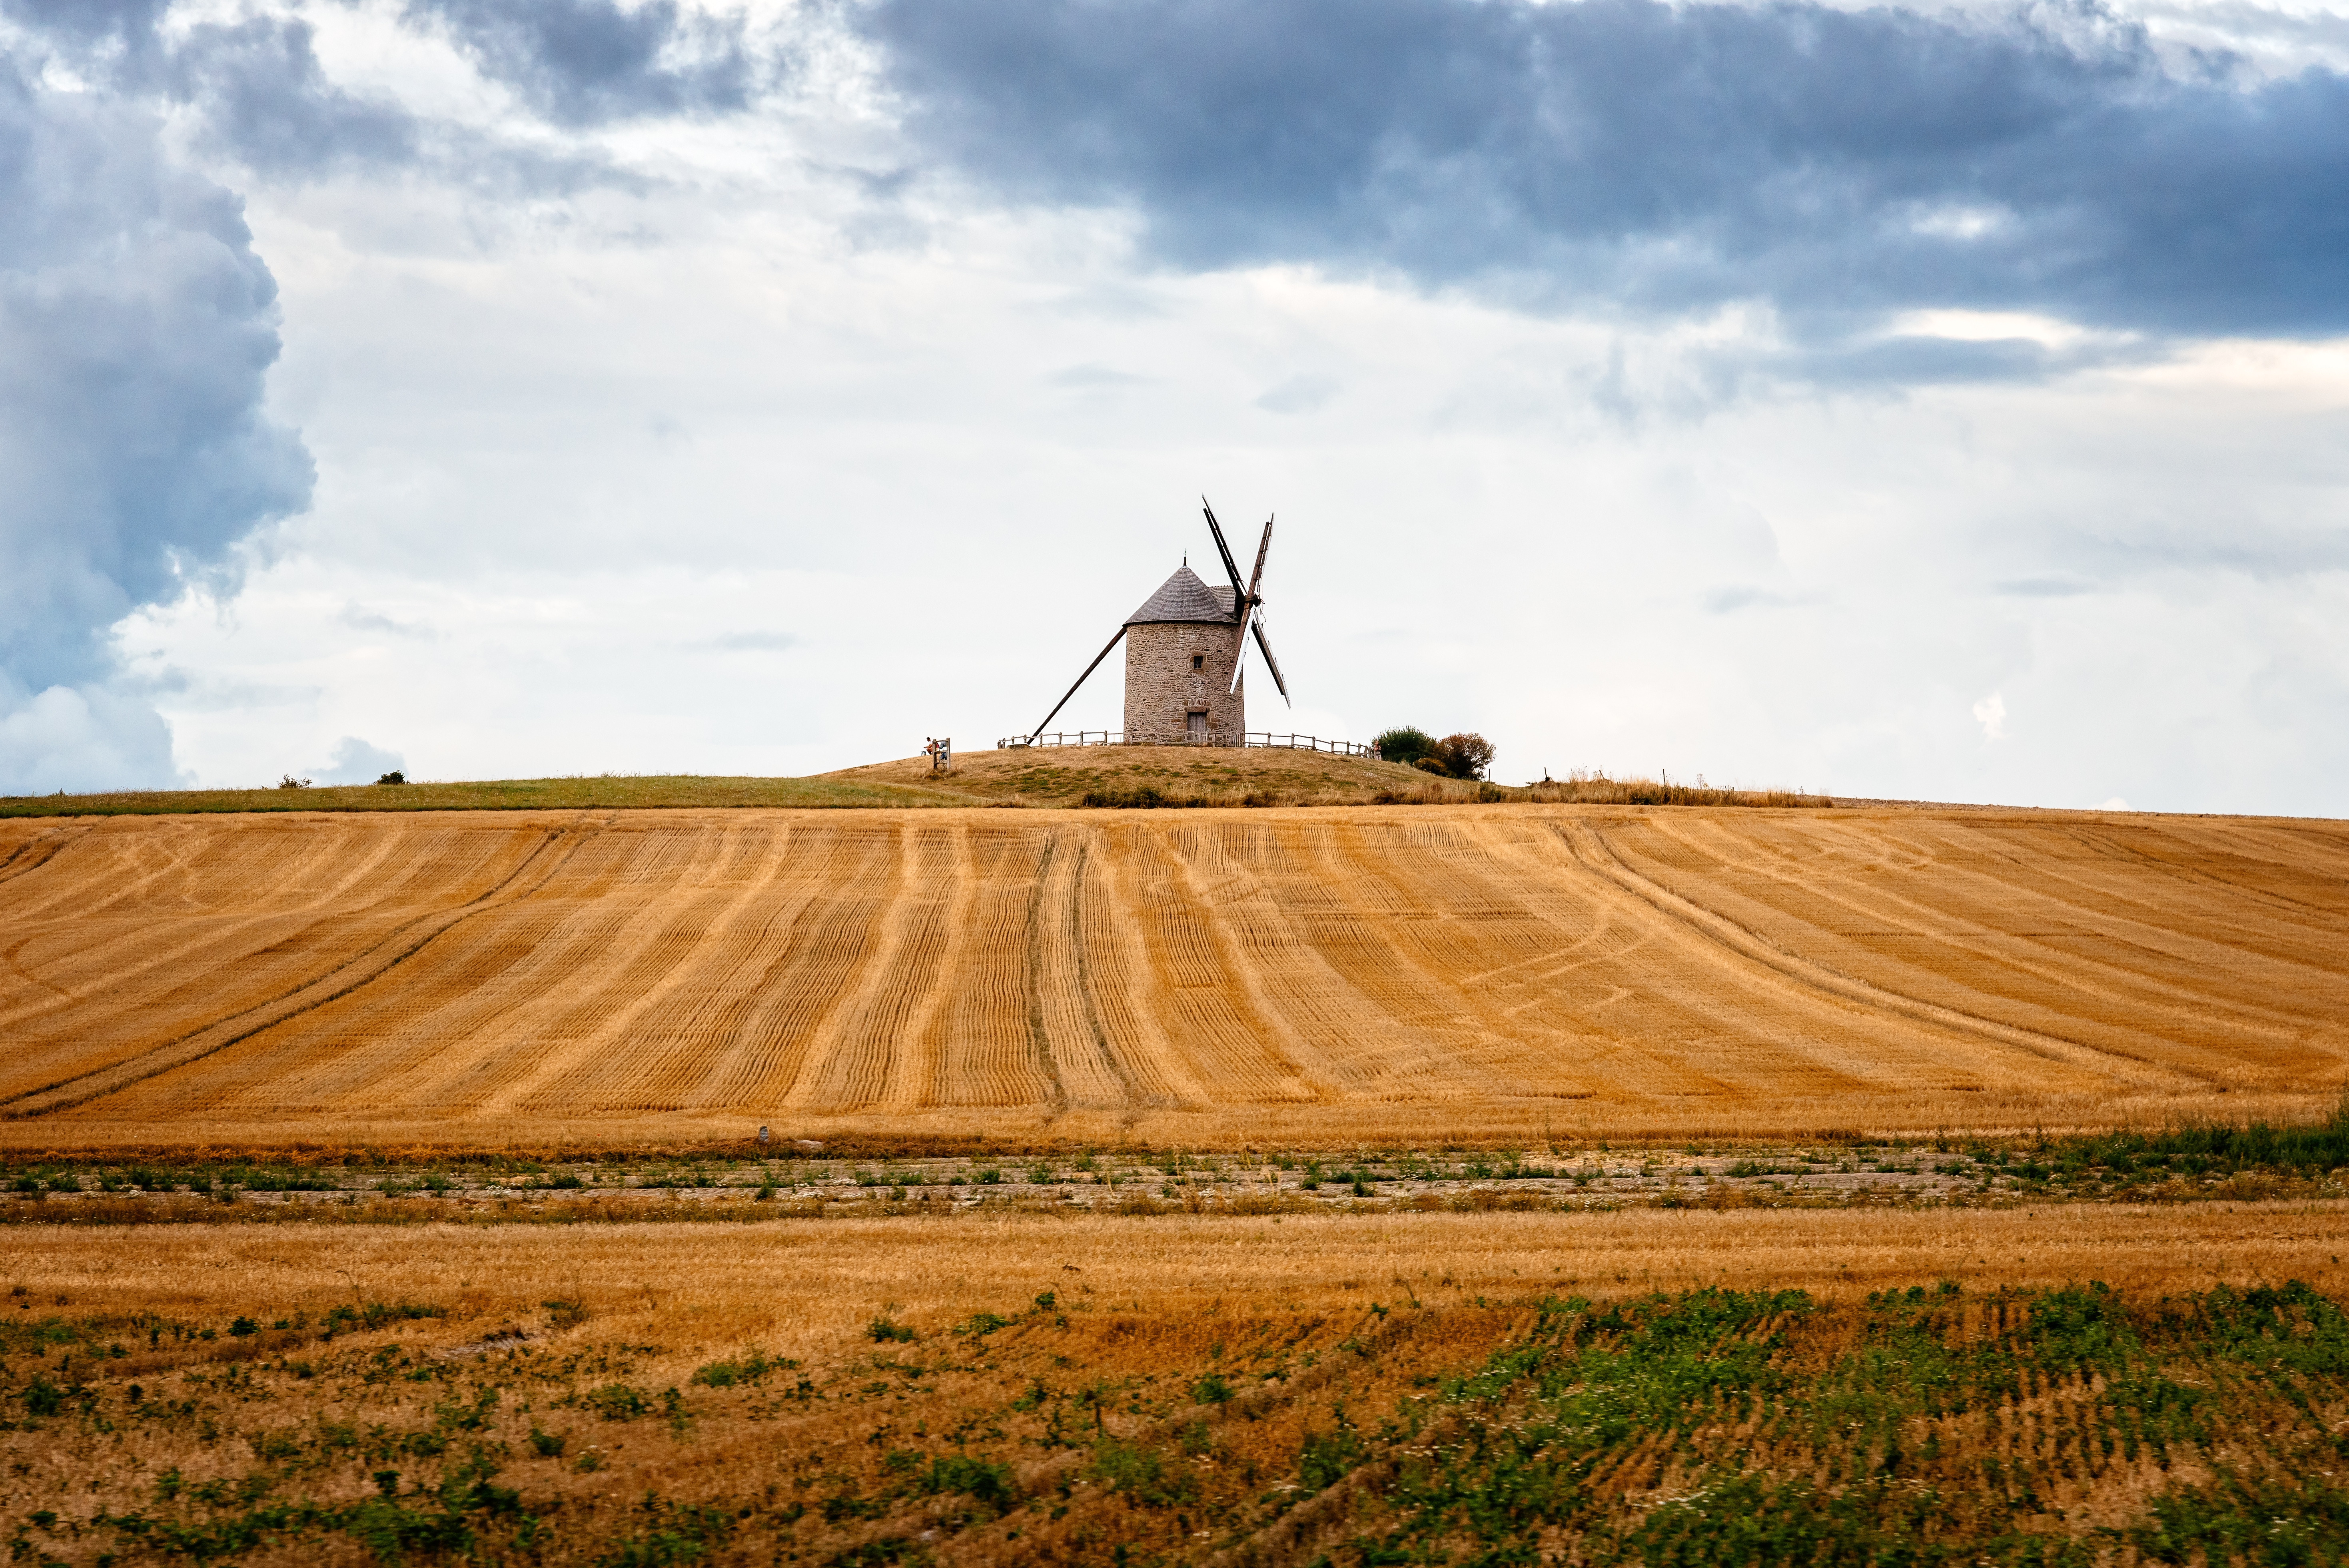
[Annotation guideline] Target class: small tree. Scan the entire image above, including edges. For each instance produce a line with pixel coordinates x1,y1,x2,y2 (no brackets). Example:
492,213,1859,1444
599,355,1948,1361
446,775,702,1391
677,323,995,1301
375,770,407,786
1374,727,1437,768
1432,733,1495,781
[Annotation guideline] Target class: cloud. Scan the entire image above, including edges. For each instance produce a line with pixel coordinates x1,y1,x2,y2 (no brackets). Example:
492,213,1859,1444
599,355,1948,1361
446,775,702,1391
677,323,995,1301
1704,586,1817,614
1994,577,2097,597
0,0,416,172
1255,373,1339,413
0,0,667,193
1,0,171,59
699,630,798,652
1048,362,1150,388
338,602,436,638
0,53,313,789
1973,692,2009,740
0,676,176,794
314,734,404,784
166,17,420,175
867,0,2349,347
403,0,760,125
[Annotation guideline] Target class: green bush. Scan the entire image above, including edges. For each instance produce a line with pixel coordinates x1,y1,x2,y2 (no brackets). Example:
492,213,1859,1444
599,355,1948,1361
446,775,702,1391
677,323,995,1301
691,1351,793,1388
1088,1439,1197,1507
1298,1420,1367,1491
1375,727,1437,768
1191,1372,1234,1405
583,1383,649,1420
921,1454,1017,1512
1432,732,1496,781
591,1499,729,1568
321,1300,447,1339
1079,785,1172,808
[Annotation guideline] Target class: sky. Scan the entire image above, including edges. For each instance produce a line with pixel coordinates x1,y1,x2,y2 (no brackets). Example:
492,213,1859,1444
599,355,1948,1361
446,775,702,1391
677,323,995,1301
2,0,2347,811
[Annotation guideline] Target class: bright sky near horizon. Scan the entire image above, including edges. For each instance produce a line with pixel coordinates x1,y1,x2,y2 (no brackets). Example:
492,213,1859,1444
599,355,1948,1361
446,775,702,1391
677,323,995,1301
4,0,2347,810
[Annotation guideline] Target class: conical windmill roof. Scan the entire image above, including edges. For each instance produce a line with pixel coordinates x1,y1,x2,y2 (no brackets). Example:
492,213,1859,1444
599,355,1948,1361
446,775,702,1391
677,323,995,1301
1124,565,1237,626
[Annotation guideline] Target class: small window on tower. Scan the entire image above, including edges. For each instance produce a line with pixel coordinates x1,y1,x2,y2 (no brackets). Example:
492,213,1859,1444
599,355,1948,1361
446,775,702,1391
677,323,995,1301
1191,654,1204,670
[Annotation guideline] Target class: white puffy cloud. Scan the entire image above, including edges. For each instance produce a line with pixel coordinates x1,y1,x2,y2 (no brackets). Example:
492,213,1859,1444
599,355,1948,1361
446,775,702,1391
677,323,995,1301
0,678,178,796
1972,694,2009,742
0,47,311,790
313,734,404,783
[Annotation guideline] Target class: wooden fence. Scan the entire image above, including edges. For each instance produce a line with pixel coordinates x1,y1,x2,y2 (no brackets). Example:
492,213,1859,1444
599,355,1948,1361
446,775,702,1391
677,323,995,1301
996,730,1379,758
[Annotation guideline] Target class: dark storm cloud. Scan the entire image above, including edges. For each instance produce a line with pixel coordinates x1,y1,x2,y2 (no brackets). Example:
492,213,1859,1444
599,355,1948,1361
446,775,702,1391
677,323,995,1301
168,18,419,174
866,0,2349,339
406,0,758,124
0,56,311,786
0,0,735,171
1,0,171,55
0,0,421,173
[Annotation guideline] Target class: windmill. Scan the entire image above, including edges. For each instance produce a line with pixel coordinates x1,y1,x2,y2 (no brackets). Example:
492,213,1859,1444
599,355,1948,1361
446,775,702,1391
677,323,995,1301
1026,499,1291,744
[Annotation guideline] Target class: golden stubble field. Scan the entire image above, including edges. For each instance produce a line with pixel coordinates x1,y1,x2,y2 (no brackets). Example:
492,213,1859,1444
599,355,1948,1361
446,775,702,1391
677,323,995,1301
8,1205,2349,1568
3,801,2346,1151
19,1204,2349,1322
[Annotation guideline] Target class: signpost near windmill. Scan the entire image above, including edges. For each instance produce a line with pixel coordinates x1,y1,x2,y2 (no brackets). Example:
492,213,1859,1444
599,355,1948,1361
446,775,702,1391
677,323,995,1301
1008,501,1373,756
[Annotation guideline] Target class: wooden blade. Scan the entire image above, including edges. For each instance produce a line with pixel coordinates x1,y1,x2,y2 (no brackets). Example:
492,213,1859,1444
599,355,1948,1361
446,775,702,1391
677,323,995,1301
1252,616,1291,705
1028,625,1126,741
1200,497,1247,608
1225,512,1274,694
1246,514,1273,602
1227,598,1255,694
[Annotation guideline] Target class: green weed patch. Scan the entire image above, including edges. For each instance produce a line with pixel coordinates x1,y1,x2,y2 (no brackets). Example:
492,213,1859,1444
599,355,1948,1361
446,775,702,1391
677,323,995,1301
1345,1283,2349,1563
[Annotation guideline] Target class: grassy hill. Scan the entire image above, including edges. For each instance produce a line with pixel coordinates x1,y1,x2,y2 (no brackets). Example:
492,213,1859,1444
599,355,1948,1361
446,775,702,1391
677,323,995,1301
2,746,1838,818
823,743,1465,805
0,748,1431,818
0,772,976,818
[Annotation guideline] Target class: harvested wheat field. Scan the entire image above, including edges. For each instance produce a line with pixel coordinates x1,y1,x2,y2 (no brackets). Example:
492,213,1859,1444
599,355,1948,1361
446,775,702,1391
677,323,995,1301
6,1207,2349,1566
2,798,2346,1151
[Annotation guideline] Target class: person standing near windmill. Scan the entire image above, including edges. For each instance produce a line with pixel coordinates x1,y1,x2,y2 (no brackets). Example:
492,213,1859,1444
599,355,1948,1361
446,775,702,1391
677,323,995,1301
1026,500,1291,746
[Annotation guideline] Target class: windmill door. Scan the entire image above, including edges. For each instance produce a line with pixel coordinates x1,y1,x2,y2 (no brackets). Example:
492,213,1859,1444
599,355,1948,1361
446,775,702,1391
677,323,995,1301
1187,710,1208,740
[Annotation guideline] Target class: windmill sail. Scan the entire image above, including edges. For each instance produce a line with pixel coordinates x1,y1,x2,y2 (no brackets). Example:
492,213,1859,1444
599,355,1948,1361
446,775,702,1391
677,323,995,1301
1252,615,1290,704
1201,498,1247,603
1028,624,1126,741
1229,514,1273,693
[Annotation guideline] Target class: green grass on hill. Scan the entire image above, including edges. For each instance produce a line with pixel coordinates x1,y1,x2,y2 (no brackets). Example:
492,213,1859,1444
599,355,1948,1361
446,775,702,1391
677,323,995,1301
5,748,1844,819
0,774,982,819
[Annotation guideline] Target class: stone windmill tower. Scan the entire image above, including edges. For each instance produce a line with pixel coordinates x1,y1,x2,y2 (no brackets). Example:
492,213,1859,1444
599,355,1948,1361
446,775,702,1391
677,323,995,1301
1026,499,1290,744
